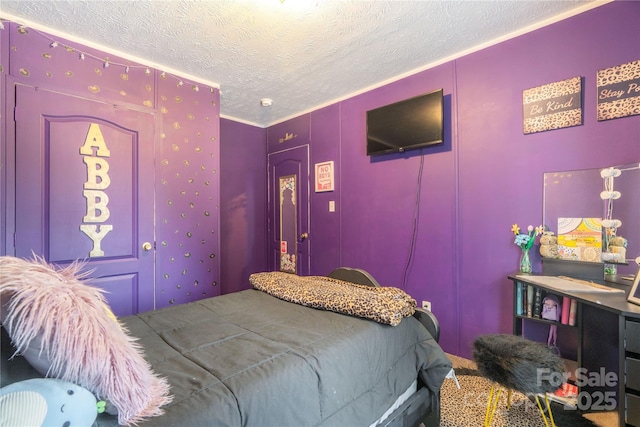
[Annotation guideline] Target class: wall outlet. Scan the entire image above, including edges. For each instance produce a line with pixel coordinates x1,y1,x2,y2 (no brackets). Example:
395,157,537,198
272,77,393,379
421,300,432,311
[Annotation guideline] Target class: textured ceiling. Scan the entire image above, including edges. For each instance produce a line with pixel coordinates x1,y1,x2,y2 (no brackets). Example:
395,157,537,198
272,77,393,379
2,0,601,127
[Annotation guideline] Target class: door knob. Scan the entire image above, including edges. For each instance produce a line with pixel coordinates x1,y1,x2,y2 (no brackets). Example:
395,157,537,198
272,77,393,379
299,233,309,240
142,242,153,251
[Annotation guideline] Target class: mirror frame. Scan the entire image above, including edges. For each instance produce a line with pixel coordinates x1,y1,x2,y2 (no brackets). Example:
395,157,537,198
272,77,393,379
627,265,640,306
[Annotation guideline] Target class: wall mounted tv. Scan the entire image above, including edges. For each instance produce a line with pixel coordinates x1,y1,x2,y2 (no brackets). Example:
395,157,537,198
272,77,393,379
366,88,444,156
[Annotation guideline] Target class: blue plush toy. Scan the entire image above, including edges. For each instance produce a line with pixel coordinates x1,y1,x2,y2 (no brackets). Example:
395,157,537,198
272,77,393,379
0,378,103,427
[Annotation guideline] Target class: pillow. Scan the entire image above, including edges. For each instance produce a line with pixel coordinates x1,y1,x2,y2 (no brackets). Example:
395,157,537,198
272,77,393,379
0,378,100,426
0,255,172,425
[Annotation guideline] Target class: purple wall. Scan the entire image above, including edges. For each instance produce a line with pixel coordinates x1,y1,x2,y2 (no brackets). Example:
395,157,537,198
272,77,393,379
338,63,461,352
225,1,639,357
453,2,639,356
309,105,342,276
220,118,267,293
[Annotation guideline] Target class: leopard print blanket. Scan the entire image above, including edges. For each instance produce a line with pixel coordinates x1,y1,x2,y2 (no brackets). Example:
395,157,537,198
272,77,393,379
249,271,416,326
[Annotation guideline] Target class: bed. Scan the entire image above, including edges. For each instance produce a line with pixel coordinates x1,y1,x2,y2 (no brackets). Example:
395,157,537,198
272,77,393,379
1,264,452,427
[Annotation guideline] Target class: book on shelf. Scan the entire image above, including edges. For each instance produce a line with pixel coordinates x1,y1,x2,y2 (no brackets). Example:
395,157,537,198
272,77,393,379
568,299,577,326
516,283,575,325
533,287,543,318
561,296,571,325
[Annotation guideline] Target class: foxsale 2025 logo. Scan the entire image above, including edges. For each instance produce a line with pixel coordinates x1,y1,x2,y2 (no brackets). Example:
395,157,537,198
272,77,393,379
538,367,618,410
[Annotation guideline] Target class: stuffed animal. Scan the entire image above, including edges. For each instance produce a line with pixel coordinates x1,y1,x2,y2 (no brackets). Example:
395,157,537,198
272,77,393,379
0,378,103,427
539,231,559,258
603,235,627,262
539,232,558,245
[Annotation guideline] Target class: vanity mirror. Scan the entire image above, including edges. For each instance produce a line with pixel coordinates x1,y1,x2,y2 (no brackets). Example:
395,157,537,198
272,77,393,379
543,162,639,278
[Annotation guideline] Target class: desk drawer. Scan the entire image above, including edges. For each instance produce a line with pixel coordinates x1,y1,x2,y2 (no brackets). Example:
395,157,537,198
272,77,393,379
628,393,640,427
628,357,640,390
627,320,640,353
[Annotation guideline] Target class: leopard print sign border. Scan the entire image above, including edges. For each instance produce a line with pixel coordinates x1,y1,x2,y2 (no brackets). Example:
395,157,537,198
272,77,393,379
522,76,583,134
597,59,640,121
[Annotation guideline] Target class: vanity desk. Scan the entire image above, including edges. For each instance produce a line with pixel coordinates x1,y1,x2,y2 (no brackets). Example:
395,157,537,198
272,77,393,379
509,269,640,427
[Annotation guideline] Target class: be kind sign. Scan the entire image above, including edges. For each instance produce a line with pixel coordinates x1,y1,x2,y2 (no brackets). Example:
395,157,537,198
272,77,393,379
523,76,583,134
597,60,640,121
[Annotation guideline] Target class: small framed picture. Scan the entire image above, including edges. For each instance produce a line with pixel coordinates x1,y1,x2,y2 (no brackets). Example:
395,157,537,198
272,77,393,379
628,265,640,306
315,161,334,192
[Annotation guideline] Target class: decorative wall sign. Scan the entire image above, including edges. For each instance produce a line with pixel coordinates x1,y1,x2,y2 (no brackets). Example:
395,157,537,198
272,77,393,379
522,76,583,134
597,59,640,121
315,161,335,192
557,217,602,262
278,132,298,143
79,123,113,257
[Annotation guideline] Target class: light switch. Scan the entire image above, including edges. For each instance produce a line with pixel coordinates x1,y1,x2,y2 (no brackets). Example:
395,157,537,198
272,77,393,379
329,201,335,212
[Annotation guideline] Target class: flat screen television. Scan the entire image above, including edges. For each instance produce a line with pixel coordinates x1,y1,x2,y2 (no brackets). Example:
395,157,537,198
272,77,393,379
366,88,444,156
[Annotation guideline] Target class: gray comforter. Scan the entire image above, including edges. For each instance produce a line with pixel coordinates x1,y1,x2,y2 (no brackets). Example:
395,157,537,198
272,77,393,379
4,288,452,427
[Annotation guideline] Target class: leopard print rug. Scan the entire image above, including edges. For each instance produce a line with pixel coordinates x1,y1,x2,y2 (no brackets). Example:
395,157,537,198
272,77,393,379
440,371,599,427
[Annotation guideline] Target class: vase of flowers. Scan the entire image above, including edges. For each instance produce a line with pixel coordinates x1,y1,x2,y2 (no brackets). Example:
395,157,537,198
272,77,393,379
511,224,543,274
519,249,532,274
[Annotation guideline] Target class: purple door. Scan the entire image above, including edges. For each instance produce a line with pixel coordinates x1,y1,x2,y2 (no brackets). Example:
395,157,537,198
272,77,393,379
14,85,156,316
268,146,310,275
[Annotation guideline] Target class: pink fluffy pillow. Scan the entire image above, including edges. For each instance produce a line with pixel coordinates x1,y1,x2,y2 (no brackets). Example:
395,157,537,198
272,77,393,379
0,255,172,425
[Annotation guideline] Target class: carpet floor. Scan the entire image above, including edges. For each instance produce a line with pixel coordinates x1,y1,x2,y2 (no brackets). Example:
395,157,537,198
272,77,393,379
440,367,602,427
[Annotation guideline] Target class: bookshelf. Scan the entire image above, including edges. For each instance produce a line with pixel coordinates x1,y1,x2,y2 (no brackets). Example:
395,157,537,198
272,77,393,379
509,273,640,427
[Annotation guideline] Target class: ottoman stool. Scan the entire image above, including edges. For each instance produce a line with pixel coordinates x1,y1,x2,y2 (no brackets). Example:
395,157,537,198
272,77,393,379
472,334,565,427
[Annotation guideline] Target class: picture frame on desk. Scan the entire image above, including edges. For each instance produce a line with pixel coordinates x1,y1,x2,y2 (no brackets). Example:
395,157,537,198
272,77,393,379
627,265,640,306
